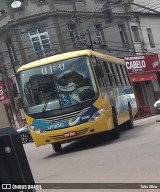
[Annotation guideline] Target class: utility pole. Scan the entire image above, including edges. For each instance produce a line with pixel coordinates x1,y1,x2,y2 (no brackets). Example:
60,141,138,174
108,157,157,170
87,29,94,51
0,55,19,129
5,39,18,81
72,0,95,50
72,0,83,38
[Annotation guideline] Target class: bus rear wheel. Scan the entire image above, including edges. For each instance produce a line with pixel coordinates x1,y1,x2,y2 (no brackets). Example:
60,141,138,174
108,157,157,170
110,110,120,140
52,143,62,152
126,107,134,129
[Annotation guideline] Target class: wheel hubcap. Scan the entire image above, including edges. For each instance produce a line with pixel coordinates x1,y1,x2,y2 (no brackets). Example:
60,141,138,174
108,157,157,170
20,134,29,144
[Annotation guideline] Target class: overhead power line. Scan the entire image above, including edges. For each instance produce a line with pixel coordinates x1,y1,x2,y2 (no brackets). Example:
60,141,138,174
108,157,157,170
1,0,160,61
131,2,160,14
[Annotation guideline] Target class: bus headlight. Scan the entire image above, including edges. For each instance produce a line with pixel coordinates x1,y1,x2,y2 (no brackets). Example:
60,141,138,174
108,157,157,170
31,126,46,134
89,109,104,122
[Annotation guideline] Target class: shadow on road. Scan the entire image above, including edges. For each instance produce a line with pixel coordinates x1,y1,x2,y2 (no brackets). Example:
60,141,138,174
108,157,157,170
44,121,158,159
44,134,112,159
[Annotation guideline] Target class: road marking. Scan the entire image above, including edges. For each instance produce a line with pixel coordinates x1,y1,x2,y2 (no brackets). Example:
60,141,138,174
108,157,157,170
134,115,160,124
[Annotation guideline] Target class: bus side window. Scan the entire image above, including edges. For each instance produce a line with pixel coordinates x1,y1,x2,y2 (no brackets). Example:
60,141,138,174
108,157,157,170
99,60,111,87
108,62,116,86
112,63,122,86
120,65,127,85
90,56,104,87
124,65,131,85
121,65,130,85
117,65,125,85
97,59,106,86
103,61,112,86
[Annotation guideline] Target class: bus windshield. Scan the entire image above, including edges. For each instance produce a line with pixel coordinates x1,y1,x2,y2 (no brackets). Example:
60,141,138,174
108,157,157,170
19,56,98,114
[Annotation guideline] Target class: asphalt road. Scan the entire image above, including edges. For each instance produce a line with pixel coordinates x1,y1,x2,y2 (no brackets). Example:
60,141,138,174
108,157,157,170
23,115,160,192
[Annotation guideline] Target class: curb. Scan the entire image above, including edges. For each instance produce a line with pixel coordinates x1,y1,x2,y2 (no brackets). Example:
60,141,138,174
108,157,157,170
134,114,156,120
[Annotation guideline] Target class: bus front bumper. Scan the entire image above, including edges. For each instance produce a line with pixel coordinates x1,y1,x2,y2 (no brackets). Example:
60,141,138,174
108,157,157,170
30,113,113,147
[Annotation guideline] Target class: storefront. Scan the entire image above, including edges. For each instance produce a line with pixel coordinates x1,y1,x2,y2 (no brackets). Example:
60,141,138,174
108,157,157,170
124,54,160,117
0,81,12,128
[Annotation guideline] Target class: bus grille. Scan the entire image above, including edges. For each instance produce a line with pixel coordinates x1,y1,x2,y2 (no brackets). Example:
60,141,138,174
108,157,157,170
40,107,89,123
48,128,89,141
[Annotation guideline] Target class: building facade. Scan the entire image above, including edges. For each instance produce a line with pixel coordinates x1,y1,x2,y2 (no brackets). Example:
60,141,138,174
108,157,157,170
122,0,160,116
124,54,160,116
0,0,135,76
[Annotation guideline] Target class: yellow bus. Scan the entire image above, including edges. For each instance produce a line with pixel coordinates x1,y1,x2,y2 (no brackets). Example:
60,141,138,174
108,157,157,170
17,50,137,152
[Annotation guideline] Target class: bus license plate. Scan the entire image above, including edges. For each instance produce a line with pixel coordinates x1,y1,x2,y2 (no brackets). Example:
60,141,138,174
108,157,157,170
64,132,76,138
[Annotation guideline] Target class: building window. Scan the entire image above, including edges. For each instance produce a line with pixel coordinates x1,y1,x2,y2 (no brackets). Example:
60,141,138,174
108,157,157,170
147,28,155,48
103,4,113,24
95,24,105,46
118,25,128,45
5,38,18,63
131,26,141,42
68,24,78,44
29,29,53,59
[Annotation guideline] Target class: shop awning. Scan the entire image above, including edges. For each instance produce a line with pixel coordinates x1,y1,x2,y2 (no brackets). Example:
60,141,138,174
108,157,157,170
129,73,157,82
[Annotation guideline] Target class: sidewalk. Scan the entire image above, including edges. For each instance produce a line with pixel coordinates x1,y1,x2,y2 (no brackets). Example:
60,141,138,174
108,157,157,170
134,114,156,120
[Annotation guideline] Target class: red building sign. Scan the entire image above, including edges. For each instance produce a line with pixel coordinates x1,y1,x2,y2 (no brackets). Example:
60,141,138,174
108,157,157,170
0,81,8,101
123,54,160,82
124,54,160,73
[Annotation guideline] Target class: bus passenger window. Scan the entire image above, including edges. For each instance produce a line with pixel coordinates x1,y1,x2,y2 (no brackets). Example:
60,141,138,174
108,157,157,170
117,65,125,85
90,56,105,87
103,61,112,86
108,62,116,86
124,66,131,85
121,65,130,85
120,65,127,85
98,60,105,86
94,65,104,87
112,63,121,86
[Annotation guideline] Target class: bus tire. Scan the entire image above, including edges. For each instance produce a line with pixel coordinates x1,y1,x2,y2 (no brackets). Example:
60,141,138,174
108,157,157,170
110,110,120,140
126,106,134,129
52,143,62,152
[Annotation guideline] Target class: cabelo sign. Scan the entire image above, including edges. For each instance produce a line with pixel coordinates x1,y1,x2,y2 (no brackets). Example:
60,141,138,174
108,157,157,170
124,54,160,73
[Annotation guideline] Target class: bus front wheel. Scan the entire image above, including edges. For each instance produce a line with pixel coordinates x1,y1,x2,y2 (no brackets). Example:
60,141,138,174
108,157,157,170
52,143,62,152
110,111,120,140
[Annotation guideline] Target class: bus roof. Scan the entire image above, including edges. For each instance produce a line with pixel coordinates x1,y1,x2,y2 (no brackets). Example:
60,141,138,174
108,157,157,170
17,49,125,72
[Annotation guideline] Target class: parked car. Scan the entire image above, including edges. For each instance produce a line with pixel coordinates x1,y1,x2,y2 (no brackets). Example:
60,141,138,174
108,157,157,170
154,98,160,114
17,125,32,144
